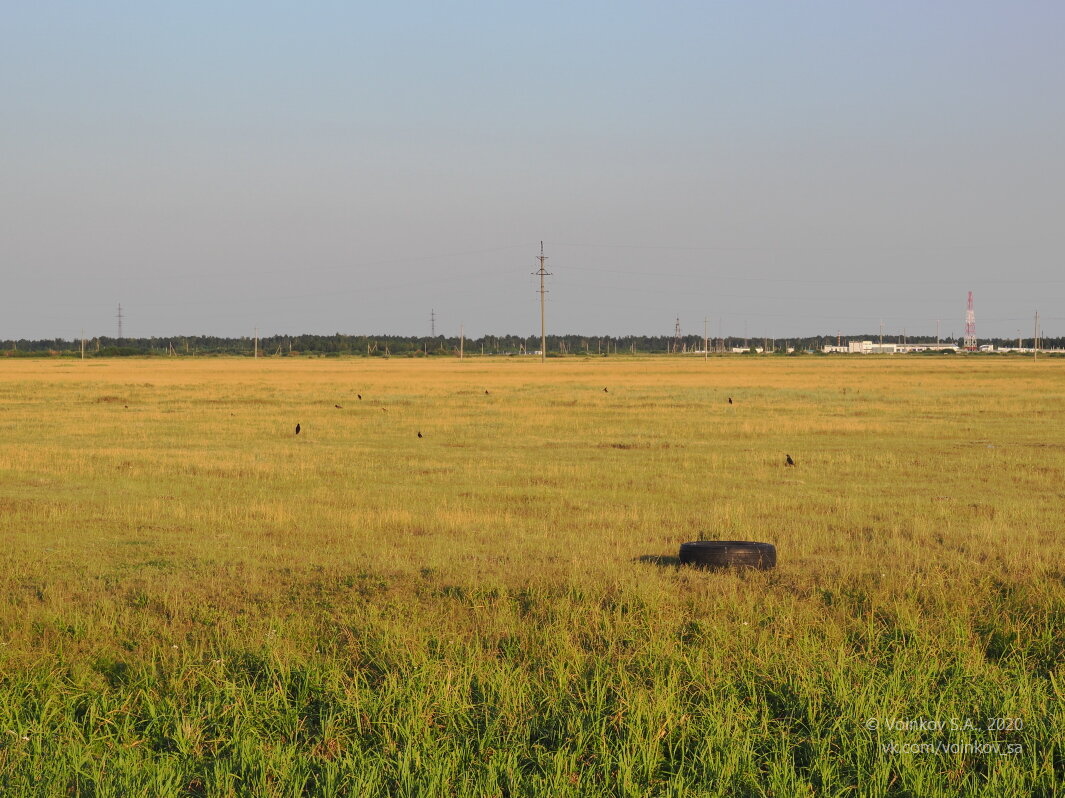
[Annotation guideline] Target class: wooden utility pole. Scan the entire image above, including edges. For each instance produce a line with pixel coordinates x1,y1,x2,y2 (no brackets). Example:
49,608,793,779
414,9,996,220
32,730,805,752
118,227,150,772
460,323,464,359
703,317,708,361
1034,310,1040,359
533,242,550,363
80,330,85,360
254,327,258,358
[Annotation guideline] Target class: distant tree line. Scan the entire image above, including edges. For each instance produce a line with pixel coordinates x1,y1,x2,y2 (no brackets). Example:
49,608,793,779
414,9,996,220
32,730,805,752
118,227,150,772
1,332,1062,357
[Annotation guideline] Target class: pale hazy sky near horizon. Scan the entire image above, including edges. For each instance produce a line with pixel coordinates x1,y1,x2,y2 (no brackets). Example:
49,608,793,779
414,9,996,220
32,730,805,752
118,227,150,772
2,2,1063,341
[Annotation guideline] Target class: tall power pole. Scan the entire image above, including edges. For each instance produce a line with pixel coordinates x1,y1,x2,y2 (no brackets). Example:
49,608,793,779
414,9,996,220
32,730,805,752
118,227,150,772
703,316,709,361
1034,310,1040,359
116,303,124,340
673,318,682,354
533,242,550,363
430,309,436,338
964,291,976,351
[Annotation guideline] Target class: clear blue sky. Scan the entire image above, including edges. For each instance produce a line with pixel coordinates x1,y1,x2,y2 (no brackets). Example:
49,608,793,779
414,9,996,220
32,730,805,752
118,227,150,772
3,2,1062,340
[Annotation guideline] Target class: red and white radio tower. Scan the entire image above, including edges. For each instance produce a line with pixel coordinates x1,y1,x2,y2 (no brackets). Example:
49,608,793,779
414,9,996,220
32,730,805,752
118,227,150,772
964,291,977,351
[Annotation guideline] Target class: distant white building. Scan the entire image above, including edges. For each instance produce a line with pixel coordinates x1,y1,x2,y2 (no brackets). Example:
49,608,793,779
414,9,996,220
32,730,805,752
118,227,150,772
895,343,959,353
847,341,896,353
823,341,960,354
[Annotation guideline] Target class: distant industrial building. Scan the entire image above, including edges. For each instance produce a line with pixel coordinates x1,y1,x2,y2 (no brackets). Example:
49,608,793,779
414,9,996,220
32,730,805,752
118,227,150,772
822,341,960,354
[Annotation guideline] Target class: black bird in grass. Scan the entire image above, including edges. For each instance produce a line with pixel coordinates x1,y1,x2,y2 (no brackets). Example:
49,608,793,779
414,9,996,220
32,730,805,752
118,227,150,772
334,404,342,409
295,423,301,435
603,387,609,393
357,394,362,400
728,397,733,405
785,454,795,466
485,390,490,395
417,431,423,438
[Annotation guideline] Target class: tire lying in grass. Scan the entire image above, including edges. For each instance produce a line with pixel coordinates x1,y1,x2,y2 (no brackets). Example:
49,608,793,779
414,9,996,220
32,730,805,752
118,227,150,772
679,541,776,570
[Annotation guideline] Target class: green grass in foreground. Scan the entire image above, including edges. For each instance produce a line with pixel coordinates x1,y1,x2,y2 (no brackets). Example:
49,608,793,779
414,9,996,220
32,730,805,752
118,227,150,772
0,357,1062,796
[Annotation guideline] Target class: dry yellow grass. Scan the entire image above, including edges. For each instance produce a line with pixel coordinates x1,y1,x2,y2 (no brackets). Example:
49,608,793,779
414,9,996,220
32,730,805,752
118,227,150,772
0,355,1061,796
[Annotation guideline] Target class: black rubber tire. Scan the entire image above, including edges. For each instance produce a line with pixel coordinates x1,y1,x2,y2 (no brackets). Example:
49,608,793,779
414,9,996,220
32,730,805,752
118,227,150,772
678,541,776,570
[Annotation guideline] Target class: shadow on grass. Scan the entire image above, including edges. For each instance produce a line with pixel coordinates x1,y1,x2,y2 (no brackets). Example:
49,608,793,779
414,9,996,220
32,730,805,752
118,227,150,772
635,554,681,568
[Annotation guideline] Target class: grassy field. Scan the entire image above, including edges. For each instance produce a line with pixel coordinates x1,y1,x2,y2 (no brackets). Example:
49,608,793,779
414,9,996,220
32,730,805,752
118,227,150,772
0,355,1061,796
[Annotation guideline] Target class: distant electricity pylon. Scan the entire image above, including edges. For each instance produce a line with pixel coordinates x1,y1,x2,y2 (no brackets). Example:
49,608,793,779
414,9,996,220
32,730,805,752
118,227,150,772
430,308,436,338
532,242,550,363
964,291,977,351
116,303,124,340
1034,310,1040,359
673,318,682,353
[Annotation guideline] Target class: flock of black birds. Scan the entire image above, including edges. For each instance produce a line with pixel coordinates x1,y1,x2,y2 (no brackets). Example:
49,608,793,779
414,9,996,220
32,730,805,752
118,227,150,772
290,390,796,465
